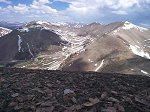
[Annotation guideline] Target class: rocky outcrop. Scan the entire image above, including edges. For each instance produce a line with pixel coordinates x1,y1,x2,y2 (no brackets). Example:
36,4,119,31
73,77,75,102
0,67,150,112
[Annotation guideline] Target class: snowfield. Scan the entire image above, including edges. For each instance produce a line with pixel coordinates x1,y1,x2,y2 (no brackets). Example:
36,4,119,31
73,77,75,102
18,27,29,32
129,44,150,59
122,21,148,32
18,35,22,52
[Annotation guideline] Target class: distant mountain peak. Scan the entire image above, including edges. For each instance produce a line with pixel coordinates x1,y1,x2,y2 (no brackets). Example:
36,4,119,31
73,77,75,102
89,22,103,25
35,20,50,25
122,21,148,31
51,22,68,26
20,20,52,32
25,20,50,26
50,22,84,28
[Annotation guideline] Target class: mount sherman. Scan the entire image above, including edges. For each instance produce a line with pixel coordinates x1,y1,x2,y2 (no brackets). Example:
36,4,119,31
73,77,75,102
0,20,150,76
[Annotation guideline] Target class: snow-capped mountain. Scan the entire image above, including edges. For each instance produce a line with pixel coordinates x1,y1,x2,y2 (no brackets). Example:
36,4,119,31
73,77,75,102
0,20,149,76
0,27,12,37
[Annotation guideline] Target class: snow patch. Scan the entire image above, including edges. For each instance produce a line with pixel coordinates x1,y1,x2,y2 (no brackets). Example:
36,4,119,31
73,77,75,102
114,30,117,33
94,63,97,66
144,45,150,48
18,27,29,32
18,35,22,52
122,21,148,32
88,59,94,62
51,22,68,26
53,30,62,35
135,45,140,48
27,43,34,57
141,70,148,75
95,59,104,72
144,39,150,42
36,20,49,25
123,41,126,44
141,70,149,75
129,44,150,59
74,24,83,28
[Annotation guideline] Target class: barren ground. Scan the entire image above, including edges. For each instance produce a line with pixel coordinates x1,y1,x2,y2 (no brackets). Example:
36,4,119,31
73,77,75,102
0,67,150,112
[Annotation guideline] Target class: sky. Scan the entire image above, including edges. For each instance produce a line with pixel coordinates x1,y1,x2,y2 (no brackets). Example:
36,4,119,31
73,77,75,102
0,0,150,28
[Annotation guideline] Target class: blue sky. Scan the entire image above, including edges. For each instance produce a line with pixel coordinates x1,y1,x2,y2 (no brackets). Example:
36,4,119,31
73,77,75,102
49,1,70,11
0,0,150,28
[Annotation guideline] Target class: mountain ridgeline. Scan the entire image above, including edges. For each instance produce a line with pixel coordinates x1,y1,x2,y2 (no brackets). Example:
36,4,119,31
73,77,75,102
0,21,150,76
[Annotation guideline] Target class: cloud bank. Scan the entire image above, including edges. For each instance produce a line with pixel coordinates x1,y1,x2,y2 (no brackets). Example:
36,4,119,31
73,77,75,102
0,0,149,28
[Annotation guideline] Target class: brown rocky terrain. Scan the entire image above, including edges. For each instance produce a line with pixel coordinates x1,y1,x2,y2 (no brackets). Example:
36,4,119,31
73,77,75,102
60,22,150,76
0,67,150,112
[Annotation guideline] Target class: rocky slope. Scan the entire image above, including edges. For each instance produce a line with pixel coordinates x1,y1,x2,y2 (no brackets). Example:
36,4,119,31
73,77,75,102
0,21,92,70
0,67,150,112
0,21,68,61
60,21,150,76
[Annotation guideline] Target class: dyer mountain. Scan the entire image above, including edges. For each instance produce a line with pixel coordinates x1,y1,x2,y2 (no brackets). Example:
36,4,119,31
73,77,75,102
0,21,150,76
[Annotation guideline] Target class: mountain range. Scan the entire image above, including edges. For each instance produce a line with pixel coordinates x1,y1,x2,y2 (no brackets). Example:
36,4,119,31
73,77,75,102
0,20,149,76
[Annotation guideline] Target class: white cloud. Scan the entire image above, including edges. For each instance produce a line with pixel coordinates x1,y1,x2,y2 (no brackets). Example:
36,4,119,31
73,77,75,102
30,0,57,14
14,4,29,14
59,0,150,23
30,4,57,14
0,0,68,22
0,0,150,24
56,0,140,10
0,0,57,14
33,0,51,6
0,4,29,14
54,0,144,22
110,0,140,9
58,0,148,15
112,10,128,15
